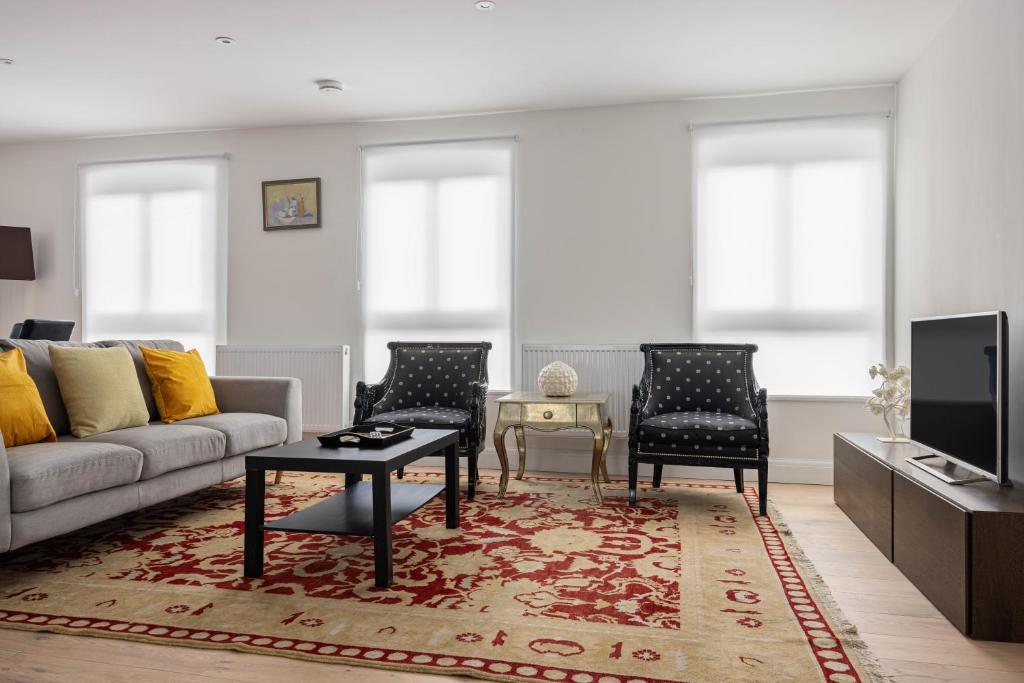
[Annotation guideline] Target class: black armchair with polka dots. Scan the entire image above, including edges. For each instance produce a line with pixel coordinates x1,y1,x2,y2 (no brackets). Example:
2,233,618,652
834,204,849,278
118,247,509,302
354,341,491,498
627,343,770,515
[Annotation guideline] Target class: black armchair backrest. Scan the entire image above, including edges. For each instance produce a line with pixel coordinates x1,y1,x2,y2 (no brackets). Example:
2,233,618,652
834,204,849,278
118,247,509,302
639,343,760,421
371,341,491,413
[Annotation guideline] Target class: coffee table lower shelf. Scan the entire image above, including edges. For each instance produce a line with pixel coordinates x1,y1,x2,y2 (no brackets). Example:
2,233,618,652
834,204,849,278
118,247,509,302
263,481,445,536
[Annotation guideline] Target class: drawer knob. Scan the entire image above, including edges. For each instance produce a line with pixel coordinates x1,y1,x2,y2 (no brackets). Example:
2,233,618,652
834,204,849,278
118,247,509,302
543,410,554,419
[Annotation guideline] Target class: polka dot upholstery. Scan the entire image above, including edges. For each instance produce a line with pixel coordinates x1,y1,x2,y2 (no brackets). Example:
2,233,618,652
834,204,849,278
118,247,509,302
638,411,760,458
365,406,471,428
372,347,485,414
641,349,758,422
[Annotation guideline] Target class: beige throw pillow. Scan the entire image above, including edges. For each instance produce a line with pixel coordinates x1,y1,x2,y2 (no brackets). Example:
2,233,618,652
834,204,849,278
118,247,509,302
49,346,150,438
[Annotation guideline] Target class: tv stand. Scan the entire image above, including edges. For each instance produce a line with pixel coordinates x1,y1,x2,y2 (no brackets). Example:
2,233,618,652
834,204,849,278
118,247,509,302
906,453,994,486
834,433,1024,642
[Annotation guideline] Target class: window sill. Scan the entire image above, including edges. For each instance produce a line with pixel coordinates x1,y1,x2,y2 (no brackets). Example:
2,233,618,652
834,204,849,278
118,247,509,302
768,395,869,402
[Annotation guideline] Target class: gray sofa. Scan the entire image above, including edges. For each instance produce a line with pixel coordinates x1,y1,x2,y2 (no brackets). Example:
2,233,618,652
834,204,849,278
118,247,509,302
0,339,302,553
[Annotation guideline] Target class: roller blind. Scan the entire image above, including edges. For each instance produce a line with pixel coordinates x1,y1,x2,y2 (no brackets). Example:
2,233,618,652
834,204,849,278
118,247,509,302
79,157,227,369
361,139,514,389
692,116,890,396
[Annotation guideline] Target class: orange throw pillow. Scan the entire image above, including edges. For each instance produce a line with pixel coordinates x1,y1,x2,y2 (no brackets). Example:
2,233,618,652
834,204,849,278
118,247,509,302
141,347,220,423
0,348,57,447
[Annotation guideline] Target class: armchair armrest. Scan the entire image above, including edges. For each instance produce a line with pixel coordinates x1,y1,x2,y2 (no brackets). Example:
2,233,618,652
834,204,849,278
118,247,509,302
210,376,303,444
754,387,769,457
628,384,645,448
0,440,10,552
354,381,386,425
468,381,488,446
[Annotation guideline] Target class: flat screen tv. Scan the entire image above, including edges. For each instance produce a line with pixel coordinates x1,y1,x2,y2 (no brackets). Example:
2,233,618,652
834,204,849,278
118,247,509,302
910,311,1008,485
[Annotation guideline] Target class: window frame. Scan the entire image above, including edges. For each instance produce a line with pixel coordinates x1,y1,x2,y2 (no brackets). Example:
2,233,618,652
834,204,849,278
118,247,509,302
76,155,228,368
689,113,894,399
357,136,519,391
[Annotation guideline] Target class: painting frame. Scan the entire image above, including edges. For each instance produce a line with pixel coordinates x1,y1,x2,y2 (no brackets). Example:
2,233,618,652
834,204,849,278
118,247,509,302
262,177,322,230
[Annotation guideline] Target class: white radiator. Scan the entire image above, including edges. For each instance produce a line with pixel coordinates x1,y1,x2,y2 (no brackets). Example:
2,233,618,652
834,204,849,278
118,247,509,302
521,344,644,435
215,345,351,432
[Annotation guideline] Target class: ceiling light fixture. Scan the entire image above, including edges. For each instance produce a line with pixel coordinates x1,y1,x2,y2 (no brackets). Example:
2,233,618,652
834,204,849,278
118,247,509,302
0,58,13,66
475,1,496,11
316,79,345,95
214,36,235,45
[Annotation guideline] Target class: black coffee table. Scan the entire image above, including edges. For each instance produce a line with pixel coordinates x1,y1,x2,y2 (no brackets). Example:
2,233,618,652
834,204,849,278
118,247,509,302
243,429,461,588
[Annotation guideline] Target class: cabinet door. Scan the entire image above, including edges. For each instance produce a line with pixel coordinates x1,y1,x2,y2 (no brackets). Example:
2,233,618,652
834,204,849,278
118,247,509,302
834,435,893,560
893,473,970,634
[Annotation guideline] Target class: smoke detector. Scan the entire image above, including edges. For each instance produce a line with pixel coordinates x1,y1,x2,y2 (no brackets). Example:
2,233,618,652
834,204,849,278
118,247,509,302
475,1,496,10
214,36,235,45
316,79,345,95
0,58,13,66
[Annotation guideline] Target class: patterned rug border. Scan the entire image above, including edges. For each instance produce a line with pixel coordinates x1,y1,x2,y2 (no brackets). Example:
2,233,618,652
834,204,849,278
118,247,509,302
0,472,893,683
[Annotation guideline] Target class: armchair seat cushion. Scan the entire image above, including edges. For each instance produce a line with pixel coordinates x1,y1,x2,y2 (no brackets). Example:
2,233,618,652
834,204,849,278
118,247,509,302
365,406,471,429
637,411,761,457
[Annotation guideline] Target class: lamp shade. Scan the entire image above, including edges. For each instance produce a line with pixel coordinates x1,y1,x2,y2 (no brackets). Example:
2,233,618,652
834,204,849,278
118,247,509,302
0,226,35,280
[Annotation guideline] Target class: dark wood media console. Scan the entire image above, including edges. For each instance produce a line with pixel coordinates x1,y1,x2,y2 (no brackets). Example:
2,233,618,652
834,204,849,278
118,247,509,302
834,433,1024,642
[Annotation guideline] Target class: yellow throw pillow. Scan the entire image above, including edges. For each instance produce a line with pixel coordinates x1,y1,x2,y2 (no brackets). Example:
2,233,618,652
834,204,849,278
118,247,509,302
141,347,219,423
0,348,58,448
49,345,151,438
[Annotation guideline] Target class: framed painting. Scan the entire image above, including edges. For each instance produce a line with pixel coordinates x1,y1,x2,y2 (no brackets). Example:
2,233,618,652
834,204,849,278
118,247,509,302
262,177,321,230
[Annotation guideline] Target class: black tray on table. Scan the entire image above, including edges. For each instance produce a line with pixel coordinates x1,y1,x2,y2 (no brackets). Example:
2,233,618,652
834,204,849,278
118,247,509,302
317,422,414,448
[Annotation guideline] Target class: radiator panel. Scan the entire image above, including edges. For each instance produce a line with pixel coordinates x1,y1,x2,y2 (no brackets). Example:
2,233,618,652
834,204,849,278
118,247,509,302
215,345,351,432
520,345,643,434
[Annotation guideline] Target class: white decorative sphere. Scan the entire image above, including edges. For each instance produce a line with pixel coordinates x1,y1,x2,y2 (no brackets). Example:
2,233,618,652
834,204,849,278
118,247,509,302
537,361,578,397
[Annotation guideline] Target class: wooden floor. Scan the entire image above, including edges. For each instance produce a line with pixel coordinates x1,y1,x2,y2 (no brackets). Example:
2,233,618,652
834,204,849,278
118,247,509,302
2,473,1024,682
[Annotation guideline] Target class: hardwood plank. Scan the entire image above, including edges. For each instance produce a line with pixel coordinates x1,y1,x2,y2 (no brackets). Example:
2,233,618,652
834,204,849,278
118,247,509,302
862,633,1024,672
878,658,1024,683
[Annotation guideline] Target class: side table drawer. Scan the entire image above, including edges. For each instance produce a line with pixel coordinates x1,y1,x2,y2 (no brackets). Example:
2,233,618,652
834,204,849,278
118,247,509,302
523,403,576,428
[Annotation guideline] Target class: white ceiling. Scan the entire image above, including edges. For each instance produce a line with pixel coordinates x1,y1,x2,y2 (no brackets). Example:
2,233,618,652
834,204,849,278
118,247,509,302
0,0,959,143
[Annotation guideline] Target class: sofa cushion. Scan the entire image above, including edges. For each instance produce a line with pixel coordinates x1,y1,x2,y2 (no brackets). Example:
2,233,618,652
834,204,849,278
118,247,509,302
6,440,143,512
0,347,57,448
174,412,287,456
0,339,102,436
80,424,226,480
96,340,185,422
49,345,151,438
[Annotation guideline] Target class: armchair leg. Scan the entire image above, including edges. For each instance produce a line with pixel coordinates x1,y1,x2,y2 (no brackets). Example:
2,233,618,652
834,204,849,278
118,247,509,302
628,456,639,506
733,468,743,493
652,464,663,489
757,460,768,516
468,454,478,499
396,467,405,479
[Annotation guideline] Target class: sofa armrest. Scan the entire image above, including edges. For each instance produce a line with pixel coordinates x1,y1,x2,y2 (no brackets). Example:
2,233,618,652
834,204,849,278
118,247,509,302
210,376,303,444
0,440,11,552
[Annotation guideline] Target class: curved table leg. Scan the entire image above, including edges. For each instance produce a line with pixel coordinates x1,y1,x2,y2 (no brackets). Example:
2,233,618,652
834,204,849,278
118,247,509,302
513,425,527,480
601,418,612,484
578,408,607,504
492,416,513,497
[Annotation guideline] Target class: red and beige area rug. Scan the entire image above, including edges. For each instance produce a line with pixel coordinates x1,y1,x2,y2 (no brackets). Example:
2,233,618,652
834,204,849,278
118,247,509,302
0,472,885,683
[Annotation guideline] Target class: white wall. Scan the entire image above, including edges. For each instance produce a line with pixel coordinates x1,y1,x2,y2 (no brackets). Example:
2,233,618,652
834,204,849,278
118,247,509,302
0,86,891,483
895,0,1024,477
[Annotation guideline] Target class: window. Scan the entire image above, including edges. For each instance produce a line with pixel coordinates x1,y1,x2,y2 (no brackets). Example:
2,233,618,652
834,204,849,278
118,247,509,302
692,116,890,396
361,139,514,388
79,157,227,369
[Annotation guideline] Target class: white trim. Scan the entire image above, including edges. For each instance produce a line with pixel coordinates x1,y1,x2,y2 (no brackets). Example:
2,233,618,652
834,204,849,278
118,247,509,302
688,110,892,131
359,135,519,151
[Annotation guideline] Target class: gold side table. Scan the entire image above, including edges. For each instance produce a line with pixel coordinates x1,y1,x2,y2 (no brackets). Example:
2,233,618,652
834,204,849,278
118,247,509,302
493,391,613,503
